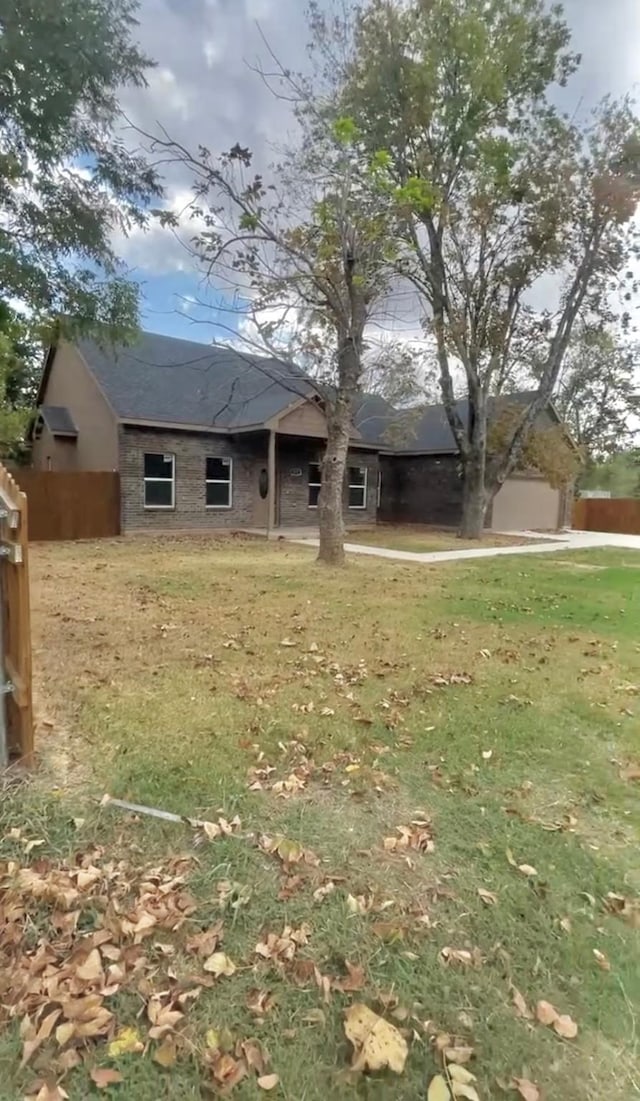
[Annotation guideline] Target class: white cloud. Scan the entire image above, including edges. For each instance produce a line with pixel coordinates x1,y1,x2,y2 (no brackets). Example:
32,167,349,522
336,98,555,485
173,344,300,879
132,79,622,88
145,66,194,121
113,186,208,274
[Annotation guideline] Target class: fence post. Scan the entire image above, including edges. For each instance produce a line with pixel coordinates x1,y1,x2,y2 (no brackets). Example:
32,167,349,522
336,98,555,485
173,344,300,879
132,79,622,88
0,464,33,767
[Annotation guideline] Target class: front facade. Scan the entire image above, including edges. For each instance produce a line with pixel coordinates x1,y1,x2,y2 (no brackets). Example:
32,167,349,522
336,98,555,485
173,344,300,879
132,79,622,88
31,333,572,535
118,426,379,532
32,337,379,533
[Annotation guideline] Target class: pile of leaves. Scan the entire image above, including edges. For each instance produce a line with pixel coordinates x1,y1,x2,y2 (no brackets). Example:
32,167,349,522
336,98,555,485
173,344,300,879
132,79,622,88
0,828,281,1098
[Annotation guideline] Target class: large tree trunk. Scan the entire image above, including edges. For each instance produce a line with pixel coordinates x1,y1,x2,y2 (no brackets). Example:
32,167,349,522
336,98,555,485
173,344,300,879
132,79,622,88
459,451,488,538
317,393,351,566
458,392,488,539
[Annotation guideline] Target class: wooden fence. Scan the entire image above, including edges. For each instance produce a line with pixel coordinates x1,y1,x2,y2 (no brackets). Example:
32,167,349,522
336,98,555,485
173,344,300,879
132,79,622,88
573,497,640,535
7,470,121,541
0,465,33,767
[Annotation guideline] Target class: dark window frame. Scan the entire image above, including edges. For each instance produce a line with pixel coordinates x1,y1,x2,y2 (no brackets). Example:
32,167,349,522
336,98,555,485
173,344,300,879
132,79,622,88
348,465,368,510
308,462,322,509
143,452,175,510
206,455,233,509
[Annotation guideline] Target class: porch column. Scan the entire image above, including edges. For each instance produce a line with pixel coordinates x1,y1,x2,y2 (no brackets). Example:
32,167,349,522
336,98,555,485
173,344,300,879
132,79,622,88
267,429,277,534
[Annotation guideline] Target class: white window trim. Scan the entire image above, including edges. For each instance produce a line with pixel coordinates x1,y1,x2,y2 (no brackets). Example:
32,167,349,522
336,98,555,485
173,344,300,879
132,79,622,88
308,462,322,510
144,452,175,510
348,465,368,510
377,467,382,509
206,456,233,509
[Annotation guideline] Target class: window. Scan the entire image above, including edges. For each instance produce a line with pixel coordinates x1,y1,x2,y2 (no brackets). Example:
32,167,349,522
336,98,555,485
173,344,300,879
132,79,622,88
144,452,174,508
348,465,368,509
206,456,232,508
308,462,322,508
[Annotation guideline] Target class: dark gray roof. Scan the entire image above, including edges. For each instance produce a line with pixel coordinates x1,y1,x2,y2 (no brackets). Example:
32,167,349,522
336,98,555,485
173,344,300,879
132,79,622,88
40,405,78,437
66,331,548,452
76,332,314,430
352,393,397,444
378,391,545,453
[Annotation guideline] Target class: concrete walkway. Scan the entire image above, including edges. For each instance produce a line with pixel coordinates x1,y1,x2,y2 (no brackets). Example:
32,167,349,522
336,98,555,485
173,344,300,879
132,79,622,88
286,529,640,564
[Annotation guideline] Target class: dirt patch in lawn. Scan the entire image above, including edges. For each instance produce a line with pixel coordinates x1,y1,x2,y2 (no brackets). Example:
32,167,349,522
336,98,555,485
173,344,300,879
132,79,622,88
345,524,556,554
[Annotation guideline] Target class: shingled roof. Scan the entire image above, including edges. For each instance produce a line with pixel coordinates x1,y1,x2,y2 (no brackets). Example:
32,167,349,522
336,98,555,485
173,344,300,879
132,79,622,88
76,332,315,430
41,331,550,453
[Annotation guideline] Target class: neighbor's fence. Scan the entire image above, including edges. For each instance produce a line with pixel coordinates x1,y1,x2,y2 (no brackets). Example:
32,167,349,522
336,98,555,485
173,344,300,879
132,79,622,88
573,497,640,535
7,470,121,541
0,464,33,767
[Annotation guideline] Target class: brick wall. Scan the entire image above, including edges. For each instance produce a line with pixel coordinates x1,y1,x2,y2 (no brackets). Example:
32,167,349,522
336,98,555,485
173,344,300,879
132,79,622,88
120,427,380,531
379,453,462,526
277,440,379,526
120,426,265,531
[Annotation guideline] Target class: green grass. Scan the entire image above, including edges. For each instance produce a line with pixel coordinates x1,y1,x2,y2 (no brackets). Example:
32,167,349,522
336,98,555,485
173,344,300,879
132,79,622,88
1,537,639,1099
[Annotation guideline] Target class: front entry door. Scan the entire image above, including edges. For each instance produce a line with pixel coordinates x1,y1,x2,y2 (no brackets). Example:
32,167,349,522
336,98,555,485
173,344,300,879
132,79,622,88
252,465,270,528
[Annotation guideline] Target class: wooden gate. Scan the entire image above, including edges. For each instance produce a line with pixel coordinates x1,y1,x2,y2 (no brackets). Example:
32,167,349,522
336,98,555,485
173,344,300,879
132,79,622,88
0,464,33,767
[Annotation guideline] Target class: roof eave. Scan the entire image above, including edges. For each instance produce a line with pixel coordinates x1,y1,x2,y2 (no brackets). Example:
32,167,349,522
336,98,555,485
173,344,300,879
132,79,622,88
118,417,269,435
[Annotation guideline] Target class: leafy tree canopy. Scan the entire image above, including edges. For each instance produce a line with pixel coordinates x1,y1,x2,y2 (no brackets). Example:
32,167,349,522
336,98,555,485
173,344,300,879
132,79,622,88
0,0,160,338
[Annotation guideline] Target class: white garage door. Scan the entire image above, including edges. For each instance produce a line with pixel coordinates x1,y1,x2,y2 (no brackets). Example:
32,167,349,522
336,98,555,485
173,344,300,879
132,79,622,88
491,477,561,532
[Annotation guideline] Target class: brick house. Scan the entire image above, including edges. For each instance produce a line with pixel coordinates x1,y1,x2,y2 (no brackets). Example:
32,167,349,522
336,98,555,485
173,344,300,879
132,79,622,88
31,331,572,533
31,333,381,533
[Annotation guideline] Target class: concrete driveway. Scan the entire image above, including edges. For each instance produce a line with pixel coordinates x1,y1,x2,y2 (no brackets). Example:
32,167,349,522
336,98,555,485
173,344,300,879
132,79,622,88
288,529,640,564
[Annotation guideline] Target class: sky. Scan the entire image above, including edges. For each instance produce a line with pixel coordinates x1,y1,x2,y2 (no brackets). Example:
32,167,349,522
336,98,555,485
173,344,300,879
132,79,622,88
119,0,640,346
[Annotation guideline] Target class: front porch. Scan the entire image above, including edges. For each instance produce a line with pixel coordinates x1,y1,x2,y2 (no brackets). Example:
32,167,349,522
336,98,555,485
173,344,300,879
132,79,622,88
243,431,379,533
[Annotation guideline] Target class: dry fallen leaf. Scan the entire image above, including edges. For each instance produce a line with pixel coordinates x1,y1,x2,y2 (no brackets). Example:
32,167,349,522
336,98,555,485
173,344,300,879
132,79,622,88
512,1077,540,1101
257,1074,280,1091
477,887,497,906
535,1001,578,1038
427,1074,452,1100
203,952,236,978
107,1026,144,1057
450,1084,480,1101
90,1068,124,1089
553,1014,578,1039
511,987,533,1020
449,1065,476,1085
593,948,611,972
518,864,538,878
535,1000,558,1026
444,1046,474,1065
344,1003,408,1074
75,948,103,982
440,947,481,967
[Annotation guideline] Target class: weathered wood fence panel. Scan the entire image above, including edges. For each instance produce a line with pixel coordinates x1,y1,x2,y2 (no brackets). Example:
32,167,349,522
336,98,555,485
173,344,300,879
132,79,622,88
573,497,640,535
0,464,33,767
8,470,120,541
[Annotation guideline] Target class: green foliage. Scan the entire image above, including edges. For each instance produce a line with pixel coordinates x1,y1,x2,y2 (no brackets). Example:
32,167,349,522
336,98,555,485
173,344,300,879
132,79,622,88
0,0,160,334
0,302,42,457
581,451,640,498
332,116,359,145
552,326,640,459
489,405,582,489
394,176,438,213
239,211,260,231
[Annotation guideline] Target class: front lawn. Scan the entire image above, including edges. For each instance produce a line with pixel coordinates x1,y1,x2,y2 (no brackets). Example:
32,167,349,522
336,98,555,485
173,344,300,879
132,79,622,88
345,525,547,553
1,536,639,1100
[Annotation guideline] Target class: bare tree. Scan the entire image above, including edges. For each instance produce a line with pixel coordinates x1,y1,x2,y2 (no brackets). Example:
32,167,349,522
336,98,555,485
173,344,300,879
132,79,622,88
141,65,398,564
